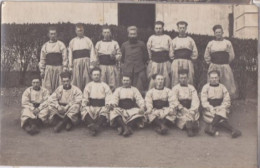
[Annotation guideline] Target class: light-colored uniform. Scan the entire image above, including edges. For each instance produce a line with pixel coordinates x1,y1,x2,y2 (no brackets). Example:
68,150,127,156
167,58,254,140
49,85,82,124
95,40,121,90
147,34,172,88
39,40,68,94
21,87,50,127
110,86,145,125
172,84,200,129
145,87,176,123
171,36,198,86
68,36,96,91
81,81,112,121
201,83,231,123
204,39,237,99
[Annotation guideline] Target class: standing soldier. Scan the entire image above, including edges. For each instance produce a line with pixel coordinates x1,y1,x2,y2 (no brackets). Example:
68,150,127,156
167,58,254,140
172,69,200,137
121,26,149,94
81,67,112,136
68,23,96,91
171,21,198,87
95,25,122,91
147,21,172,89
201,70,241,138
21,74,50,135
39,26,68,94
49,72,82,133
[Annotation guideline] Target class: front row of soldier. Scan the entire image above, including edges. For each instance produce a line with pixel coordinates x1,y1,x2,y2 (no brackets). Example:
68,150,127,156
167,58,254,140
21,68,241,138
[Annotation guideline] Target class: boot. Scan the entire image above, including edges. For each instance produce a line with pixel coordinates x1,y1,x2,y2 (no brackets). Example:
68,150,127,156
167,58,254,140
65,120,73,131
186,121,195,137
153,118,168,135
231,129,242,138
88,123,98,136
204,124,216,136
192,120,200,135
123,126,132,137
54,116,70,133
218,120,242,138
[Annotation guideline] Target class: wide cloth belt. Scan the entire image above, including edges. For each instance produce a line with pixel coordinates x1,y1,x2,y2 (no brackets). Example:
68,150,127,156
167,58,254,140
99,54,116,65
179,99,192,109
73,49,90,60
153,100,169,109
151,51,169,63
46,53,63,66
208,98,223,107
210,51,229,64
174,48,192,60
59,103,67,106
118,99,136,110
89,98,105,107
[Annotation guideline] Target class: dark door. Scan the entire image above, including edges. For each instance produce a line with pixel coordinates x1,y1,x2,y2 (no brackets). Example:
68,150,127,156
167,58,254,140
118,3,155,29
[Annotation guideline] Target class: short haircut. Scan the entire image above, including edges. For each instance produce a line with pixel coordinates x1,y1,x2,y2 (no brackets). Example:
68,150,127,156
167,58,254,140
31,73,41,81
75,23,84,30
208,69,220,77
178,69,189,76
122,73,132,80
48,26,57,32
177,21,188,27
127,26,138,33
155,21,164,27
152,73,164,80
90,67,101,75
60,71,72,79
212,24,223,32
102,25,111,31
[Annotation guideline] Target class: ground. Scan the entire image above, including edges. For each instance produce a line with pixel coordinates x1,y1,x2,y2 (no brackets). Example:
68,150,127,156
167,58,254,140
0,87,258,168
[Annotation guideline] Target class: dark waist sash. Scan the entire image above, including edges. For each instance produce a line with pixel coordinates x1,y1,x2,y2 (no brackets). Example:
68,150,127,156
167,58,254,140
174,48,192,60
179,99,192,109
89,98,105,107
46,53,63,66
210,51,229,64
151,51,169,63
73,49,90,60
59,103,67,106
118,99,136,110
33,103,40,108
208,98,223,107
153,100,169,109
99,54,116,65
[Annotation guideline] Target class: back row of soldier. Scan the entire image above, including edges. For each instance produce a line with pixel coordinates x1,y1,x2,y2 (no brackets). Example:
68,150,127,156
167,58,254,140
21,21,241,138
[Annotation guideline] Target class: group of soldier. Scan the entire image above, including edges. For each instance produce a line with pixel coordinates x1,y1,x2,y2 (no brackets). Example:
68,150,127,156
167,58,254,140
21,21,241,138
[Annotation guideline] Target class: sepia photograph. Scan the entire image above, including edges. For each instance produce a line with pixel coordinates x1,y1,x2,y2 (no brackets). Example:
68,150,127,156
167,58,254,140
0,1,258,168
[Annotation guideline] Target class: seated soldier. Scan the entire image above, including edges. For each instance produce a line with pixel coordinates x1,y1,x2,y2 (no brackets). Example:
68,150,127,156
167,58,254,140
110,74,145,137
49,71,82,133
21,74,50,135
81,67,112,136
172,69,200,137
145,74,176,135
201,70,241,138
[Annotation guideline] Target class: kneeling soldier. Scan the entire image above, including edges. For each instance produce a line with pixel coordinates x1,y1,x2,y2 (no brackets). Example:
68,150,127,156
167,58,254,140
110,75,145,137
81,67,112,136
49,71,82,133
21,74,50,135
172,69,200,137
201,70,241,138
145,74,176,135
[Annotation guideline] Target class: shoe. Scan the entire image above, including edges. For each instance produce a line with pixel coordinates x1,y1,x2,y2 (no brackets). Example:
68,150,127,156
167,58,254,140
54,121,64,133
204,124,216,136
88,123,98,136
231,130,242,138
65,122,73,131
117,127,124,135
123,127,132,137
187,129,195,137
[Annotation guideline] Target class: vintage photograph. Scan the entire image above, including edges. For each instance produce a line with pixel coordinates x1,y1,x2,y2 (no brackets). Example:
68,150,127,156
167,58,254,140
0,1,258,168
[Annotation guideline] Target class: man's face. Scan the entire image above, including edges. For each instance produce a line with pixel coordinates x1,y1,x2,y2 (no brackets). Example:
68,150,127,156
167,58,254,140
32,79,41,90
75,27,84,37
102,29,112,40
209,73,220,85
178,24,187,35
122,76,131,87
214,28,223,39
48,30,57,41
155,75,164,89
179,74,188,85
154,24,163,35
128,30,137,39
62,77,71,89
91,71,101,82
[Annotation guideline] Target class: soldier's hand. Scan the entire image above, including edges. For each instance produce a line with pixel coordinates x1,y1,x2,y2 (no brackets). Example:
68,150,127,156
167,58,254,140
33,108,40,115
177,104,184,110
57,106,64,113
139,107,145,115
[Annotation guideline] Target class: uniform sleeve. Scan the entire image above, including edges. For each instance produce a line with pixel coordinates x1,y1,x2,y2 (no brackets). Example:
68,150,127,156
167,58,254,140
95,41,100,56
189,86,200,111
168,36,173,58
170,39,176,59
104,84,112,105
121,43,125,63
168,89,175,109
134,88,145,109
219,85,231,109
227,41,235,63
48,89,60,109
89,39,97,65
21,88,34,110
190,38,198,60
144,90,153,112
68,40,73,69
147,36,152,59
200,85,213,109
38,89,50,111
72,88,83,105
115,41,122,61
82,84,90,107
171,86,181,108
39,44,46,74
60,42,68,68
141,42,149,63
204,42,212,64
111,88,120,106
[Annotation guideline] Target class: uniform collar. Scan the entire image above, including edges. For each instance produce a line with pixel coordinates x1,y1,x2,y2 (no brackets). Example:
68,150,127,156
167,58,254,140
102,39,112,42
210,83,219,87
63,85,72,90
180,83,188,87
178,35,187,38
32,87,41,91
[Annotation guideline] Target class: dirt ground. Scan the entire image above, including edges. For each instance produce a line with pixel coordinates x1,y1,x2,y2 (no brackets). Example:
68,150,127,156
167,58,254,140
0,88,258,168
